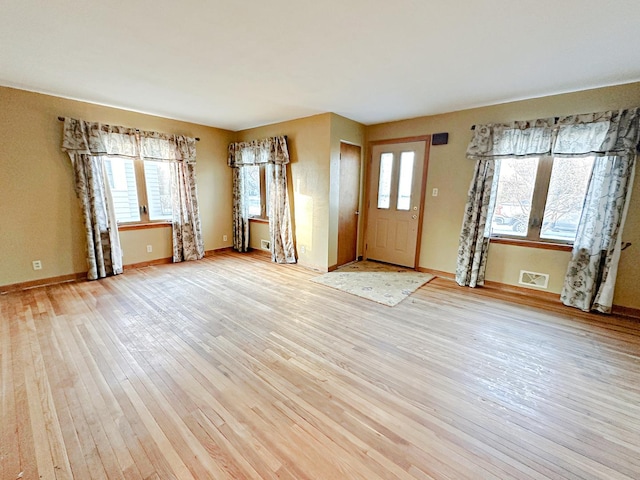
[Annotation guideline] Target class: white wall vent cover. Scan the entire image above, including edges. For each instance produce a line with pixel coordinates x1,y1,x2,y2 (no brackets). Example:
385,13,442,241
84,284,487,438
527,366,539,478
518,270,549,289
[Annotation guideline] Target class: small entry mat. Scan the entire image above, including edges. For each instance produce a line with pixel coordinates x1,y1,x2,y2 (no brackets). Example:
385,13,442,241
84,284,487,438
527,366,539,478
310,261,434,306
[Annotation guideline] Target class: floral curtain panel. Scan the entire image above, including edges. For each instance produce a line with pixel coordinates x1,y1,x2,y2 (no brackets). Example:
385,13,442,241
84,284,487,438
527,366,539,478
231,167,250,252
69,153,123,280
228,136,297,264
459,109,640,313
558,108,640,312
455,159,497,287
268,163,296,263
169,156,204,262
140,132,204,262
561,156,635,312
62,118,203,277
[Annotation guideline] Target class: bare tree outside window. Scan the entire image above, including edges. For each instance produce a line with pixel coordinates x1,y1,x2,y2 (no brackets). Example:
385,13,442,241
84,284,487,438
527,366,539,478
491,158,538,236
490,156,593,243
540,157,594,241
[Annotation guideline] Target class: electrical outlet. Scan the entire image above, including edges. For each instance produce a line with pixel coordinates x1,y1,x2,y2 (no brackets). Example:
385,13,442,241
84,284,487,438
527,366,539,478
223,234,228,242
261,239,270,250
432,188,439,197
146,245,153,253
300,245,306,254
32,260,42,270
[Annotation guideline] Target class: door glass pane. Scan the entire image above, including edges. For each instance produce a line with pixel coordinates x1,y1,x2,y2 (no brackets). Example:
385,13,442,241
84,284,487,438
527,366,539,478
104,157,140,223
491,157,538,237
244,165,261,216
540,156,594,242
377,153,393,209
144,161,172,221
397,151,415,210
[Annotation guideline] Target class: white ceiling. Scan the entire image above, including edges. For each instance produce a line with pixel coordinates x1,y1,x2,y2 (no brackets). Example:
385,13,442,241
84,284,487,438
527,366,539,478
2,1,640,131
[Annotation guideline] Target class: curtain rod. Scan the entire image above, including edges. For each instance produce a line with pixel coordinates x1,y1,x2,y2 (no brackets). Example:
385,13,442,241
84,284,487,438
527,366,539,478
57,116,200,141
470,116,560,131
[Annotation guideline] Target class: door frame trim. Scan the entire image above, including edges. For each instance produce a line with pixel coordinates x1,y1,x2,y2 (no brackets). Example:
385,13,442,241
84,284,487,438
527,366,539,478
364,135,432,269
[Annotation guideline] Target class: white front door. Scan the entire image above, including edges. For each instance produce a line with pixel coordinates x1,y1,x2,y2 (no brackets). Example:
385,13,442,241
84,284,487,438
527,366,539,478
366,141,427,268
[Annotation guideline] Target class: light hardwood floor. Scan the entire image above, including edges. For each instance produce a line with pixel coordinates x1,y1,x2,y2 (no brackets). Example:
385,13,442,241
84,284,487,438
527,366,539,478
2,251,640,479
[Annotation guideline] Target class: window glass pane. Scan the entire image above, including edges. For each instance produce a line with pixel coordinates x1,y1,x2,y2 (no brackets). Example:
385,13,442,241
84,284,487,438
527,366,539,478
144,161,172,221
244,166,261,217
491,157,538,237
540,156,594,242
377,153,393,209
104,157,140,223
397,151,414,210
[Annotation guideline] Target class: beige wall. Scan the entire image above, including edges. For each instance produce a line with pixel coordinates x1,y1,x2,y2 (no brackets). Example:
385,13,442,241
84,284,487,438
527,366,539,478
0,86,234,286
3,82,639,310
248,221,271,253
366,82,640,309
236,114,332,271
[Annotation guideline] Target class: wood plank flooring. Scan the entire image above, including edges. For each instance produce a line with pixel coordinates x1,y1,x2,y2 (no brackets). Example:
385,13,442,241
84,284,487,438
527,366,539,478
1,251,640,479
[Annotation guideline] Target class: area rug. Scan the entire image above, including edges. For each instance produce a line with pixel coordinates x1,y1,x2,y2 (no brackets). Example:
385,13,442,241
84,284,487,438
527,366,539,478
310,261,435,306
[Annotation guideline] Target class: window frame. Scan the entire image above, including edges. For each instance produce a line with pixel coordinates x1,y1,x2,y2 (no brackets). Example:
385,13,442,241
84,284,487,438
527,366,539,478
489,155,590,246
106,156,173,228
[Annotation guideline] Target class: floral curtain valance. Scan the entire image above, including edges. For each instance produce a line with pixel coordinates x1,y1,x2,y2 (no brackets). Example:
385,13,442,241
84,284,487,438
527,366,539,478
555,108,640,158
466,108,640,161
62,118,197,163
466,118,556,160
62,118,139,158
140,133,197,163
228,136,289,167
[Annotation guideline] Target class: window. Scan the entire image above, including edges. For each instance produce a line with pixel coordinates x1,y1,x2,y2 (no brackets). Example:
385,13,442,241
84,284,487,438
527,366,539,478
376,150,416,210
104,157,172,224
396,151,415,210
377,153,393,208
491,156,594,243
244,164,272,219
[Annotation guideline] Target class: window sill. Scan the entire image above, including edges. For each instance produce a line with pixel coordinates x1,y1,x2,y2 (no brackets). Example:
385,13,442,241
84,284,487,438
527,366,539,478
249,217,269,224
118,222,172,231
490,237,572,252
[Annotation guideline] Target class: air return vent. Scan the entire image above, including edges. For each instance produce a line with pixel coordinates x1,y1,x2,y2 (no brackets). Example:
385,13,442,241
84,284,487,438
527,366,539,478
518,270,549,289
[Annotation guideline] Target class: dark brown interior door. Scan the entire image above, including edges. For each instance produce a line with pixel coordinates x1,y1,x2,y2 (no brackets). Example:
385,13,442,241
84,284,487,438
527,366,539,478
337,142,362,267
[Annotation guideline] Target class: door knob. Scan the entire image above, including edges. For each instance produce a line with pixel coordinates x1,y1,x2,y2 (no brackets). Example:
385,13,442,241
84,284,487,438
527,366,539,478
412,214,417,220
355,211,360,215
